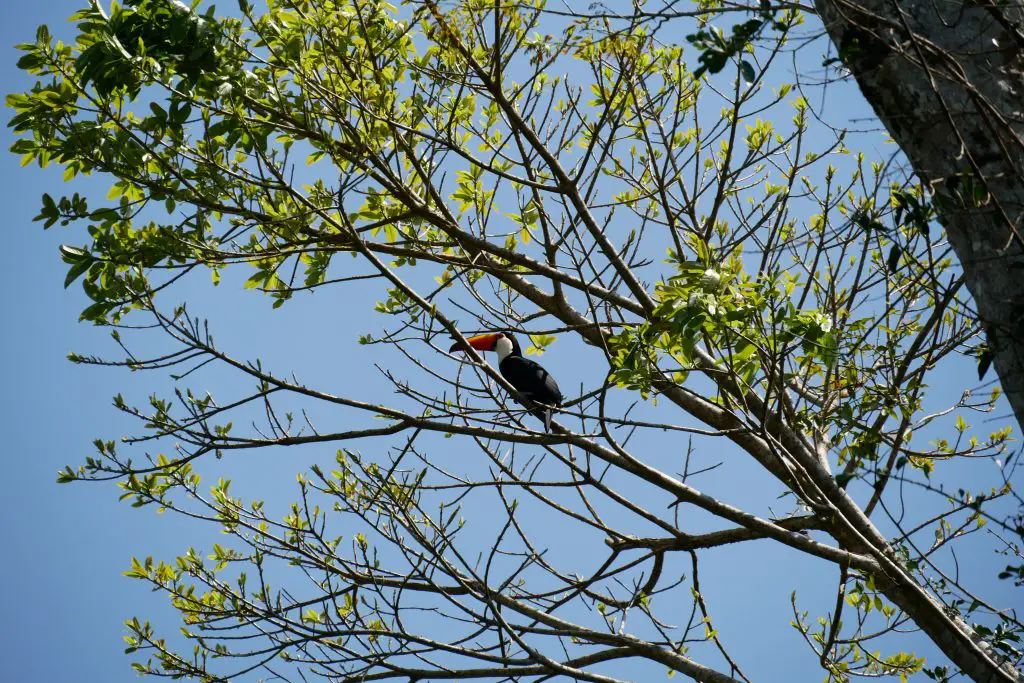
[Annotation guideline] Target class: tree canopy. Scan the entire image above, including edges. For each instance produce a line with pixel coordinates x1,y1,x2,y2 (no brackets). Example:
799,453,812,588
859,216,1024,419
8,0,1023,681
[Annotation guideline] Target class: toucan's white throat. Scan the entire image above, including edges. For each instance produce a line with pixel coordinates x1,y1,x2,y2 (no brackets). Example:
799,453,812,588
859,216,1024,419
495,336,514,362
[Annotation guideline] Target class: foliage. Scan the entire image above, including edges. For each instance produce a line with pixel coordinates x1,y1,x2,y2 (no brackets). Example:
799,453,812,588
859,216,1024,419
9,0,1023,682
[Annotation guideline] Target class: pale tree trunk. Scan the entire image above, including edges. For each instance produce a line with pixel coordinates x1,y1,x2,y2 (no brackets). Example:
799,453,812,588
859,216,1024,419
815,0,1024,431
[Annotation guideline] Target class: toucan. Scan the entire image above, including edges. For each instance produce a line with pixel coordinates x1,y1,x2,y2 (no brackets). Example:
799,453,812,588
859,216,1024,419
450,331,563,431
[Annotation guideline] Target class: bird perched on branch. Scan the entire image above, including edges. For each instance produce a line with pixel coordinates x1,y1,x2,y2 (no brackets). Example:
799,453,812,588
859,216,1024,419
450,331,563,431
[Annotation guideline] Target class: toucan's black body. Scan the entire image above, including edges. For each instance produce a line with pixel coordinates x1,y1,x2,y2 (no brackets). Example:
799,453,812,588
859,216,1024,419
499,353,562,422
451,331,562,430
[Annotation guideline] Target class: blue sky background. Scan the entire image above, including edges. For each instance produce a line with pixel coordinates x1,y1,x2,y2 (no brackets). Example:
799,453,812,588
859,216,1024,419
2,2,1020,682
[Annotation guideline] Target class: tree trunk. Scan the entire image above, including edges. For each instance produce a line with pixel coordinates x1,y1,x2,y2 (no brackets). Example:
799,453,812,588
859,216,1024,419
814,0,1024,431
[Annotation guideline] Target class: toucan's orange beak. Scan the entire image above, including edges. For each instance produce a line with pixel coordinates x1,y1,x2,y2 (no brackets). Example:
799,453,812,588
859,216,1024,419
450,333,499,353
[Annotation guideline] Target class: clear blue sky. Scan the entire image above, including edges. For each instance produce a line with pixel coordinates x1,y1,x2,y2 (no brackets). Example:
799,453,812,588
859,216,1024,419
2,4,182,679
1,2,1018,682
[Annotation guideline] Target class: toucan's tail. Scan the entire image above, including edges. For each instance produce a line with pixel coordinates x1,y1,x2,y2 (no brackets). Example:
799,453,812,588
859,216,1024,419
526,403,554,431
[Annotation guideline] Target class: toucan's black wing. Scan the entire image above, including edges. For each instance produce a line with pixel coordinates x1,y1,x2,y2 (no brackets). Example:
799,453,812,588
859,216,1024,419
497,355,561,431
499,356,562,410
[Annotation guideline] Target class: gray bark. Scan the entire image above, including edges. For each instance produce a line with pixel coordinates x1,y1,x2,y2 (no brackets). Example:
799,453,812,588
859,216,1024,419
814,0,1024,433
814,1,1024,680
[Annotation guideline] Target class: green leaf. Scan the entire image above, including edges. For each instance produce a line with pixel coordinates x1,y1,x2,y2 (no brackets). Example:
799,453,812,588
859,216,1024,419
63,254,94,289
886,244,901,273
977,348,994,381
852,210,886,234
740,60,755,84
820,331,837,368
80,301,111,322
35,193,59,228
526,333,556,356
16,52,44,72
244,270,266,290
59,244,90,263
